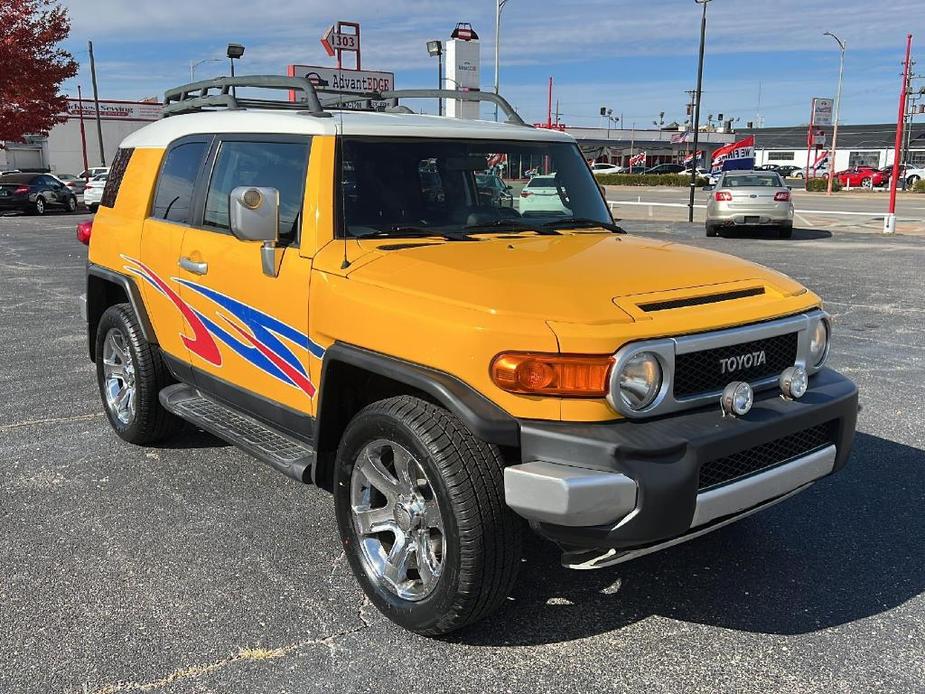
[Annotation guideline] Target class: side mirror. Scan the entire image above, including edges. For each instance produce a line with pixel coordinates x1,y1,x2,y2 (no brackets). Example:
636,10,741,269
229,186,282,277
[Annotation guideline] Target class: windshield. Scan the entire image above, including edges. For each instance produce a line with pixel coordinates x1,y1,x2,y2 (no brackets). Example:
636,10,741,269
339,137,611,238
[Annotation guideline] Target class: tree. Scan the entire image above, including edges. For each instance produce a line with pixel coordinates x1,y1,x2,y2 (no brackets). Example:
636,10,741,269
0,0,78,142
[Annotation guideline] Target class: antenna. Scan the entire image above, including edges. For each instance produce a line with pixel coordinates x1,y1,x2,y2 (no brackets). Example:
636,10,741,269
338,110,351,270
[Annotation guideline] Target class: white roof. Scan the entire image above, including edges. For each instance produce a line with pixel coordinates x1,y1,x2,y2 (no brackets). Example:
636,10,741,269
120,108,575,149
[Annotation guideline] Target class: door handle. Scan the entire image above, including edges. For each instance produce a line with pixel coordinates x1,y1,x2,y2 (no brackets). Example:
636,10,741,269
178,256,208,275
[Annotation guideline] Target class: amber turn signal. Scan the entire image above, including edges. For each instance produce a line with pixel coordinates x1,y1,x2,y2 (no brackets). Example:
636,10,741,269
490,352,614,397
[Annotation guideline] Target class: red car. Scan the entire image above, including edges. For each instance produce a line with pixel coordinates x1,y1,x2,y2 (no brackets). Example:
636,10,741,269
836,166,885,188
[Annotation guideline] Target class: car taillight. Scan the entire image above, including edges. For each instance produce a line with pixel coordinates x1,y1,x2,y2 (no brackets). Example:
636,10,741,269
14,186,29,195
76,220,93,245
520,190,532,198
774,191,791,201
714,191,732,201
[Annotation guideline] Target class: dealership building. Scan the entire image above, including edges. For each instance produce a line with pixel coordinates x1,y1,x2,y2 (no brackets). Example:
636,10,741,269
0,98,162,175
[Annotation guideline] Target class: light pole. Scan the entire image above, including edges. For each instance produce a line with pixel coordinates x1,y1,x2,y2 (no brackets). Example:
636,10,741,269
190,57,222,82
688,0,711,223
494,0,511,121
426,40,444,116
824,32,846,196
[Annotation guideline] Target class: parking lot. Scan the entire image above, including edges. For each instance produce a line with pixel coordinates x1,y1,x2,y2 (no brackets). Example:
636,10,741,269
1,211,923,693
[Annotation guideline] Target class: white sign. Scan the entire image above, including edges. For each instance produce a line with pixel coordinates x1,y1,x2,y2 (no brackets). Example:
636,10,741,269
321,25,360,56
289,65,394,95
445,38,480,119
812,98,834,127
63,99,162,121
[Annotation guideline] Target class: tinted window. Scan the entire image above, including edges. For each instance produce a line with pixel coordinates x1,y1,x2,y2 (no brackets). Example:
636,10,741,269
101,147,134,209
724,174,782,188
526,177,556,188
203,140,310,240
152,140,208,223
0,174,37,184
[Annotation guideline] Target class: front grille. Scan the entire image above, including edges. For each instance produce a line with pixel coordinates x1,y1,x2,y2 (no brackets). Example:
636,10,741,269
698,422,835,491
673,332,798,398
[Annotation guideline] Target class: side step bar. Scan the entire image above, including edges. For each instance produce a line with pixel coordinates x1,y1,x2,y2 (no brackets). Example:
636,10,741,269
159,384,315,483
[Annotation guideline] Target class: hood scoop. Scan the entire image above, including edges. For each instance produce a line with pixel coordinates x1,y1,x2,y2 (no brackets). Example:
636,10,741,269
637,286,765,313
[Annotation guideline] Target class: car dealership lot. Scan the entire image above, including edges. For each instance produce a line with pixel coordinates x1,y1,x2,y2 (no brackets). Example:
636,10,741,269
1,213,923,693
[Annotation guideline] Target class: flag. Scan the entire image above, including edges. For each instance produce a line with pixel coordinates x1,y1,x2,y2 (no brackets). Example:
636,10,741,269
711,135,755,172
671,131,692,144
683,150,704,166
629,151,647,167
811,151,829,171
487,153,508,169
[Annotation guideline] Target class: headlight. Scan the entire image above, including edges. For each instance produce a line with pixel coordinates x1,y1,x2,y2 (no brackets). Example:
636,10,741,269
809,319,829,367
618,352,663,411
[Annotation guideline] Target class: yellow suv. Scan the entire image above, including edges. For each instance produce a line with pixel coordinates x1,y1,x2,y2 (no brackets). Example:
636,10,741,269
79,76,858,635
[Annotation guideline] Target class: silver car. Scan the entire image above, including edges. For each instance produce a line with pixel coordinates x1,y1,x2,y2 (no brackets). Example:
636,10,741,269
704,171,794,238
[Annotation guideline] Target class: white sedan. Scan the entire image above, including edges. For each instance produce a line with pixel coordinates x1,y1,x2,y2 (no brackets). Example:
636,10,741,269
518,174,572,216
83,173,108,212
590,163,623,176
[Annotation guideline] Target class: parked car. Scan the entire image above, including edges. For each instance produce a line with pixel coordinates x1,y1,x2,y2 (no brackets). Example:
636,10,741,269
475,172,514,206
79,166,109,180
623,165,648,174
903,165,925,186
78,74,857,636
644,163,686,175
53,173,87,195
835,166,885,188
518,173,571,215
756,164,781,172
590,162,622,176
82,173,108,212
759,164,801,178
0,172,79,215
703,170,794,238
791,166,828,179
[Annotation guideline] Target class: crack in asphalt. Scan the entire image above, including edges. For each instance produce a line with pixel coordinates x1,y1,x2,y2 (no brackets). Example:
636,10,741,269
80,596,376,693
0,412,103,431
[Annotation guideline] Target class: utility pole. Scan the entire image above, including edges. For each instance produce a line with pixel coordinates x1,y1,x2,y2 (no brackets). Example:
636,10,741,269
824,32,846,196
77,85,90,178
493,0,510,121
547,76,553,128
688,0,711,223
88,40,106,166
886,34,913,234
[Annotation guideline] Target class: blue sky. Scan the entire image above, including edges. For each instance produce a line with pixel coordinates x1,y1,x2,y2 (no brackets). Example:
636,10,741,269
59,0,923,128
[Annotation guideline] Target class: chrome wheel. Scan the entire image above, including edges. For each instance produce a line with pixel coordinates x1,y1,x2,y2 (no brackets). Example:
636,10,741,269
34,197,45,214
350,439,445,601
102,328,136,425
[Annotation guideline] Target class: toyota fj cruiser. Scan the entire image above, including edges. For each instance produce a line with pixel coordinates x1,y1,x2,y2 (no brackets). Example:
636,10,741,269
79,76,858,635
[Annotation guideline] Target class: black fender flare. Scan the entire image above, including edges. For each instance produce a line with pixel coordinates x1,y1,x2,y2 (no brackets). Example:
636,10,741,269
86,263,157,360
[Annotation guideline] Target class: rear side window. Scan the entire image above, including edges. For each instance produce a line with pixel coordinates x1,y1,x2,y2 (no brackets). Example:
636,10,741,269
101,147,133,209
152,140,209,223
202,139,310,241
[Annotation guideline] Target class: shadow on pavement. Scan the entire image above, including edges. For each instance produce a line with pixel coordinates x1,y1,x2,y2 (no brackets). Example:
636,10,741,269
719,227,833,241
454,432,924,646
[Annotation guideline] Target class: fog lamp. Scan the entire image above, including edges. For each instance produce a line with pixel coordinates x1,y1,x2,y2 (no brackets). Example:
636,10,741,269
779,366,808,400
721,381,753,417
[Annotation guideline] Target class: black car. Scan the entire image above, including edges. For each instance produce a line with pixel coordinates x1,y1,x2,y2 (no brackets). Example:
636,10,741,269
0,173,79,215
644,163,686,175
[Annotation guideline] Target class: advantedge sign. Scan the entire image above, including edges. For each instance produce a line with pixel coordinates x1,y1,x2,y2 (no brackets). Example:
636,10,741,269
287,65,395,94
63,99,162,121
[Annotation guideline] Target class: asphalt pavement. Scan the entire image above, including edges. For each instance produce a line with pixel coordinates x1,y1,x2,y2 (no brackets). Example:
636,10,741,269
1,211,923,693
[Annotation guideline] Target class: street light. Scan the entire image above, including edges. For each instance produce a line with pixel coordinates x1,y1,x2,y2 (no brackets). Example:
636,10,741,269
227,42,245,78
494,0,511,121
426,40,444,116
190,57,222,82
823,32,846,196
688,0,711,223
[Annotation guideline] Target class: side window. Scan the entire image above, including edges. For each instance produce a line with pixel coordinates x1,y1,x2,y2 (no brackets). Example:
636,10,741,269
151,140,208,223
202,139,310,241
101,147,134,209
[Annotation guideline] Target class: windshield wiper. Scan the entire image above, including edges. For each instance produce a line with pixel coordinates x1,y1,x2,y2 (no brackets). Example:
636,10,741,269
357,226,476,241
542,218,626,234
464,219,561,235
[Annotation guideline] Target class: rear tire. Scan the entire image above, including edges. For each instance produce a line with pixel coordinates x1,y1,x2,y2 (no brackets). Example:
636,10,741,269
334,395,522,636
30,197,46,216
66,196,77,213
861,177,872,189
95,303,182,444
778,223,793,239
88,203,99,213
705,223,719,238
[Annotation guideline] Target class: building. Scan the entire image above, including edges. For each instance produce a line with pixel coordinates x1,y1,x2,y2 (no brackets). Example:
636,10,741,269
741,123,925,171
564,126,736,167
0,98,162,174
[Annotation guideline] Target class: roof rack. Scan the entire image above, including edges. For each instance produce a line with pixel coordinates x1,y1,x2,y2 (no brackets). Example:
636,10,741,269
163,75,330,118
161,75,528,127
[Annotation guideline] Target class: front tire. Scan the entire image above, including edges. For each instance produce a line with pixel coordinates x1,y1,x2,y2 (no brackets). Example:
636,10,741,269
334,396,522,636
861,177,872,189
31,197,46,216
95,303,181,444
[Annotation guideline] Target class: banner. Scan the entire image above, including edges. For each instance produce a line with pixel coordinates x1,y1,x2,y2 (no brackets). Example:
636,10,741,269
629,151,647,167
711,135,755,172
683,150,704,166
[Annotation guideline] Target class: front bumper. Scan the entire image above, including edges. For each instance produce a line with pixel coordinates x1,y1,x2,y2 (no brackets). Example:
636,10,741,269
504,368,857,557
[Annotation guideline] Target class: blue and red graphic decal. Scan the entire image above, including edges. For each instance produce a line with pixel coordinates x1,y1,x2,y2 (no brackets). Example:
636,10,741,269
122,256,324,398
